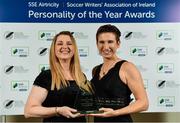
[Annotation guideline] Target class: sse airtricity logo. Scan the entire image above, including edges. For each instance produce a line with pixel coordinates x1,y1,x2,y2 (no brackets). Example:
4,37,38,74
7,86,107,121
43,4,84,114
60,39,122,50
11,47,29,57
38,30,56,41
11,80,29,92
157,63,174,74
156,30,173,41
158,96,175,107
78,46,89,57
130,46,147,56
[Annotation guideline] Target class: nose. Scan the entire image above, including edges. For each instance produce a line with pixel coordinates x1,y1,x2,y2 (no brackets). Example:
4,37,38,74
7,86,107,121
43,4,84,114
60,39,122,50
62,44,68,49
103,42,109,49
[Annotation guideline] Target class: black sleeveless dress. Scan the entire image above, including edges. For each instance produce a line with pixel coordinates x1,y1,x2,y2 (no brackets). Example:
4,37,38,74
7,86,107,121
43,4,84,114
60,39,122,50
33,70,86,122
91,60,133,122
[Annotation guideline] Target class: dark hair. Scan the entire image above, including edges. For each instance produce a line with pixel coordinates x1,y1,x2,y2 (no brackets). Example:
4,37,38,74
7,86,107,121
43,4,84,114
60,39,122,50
96,24,121,43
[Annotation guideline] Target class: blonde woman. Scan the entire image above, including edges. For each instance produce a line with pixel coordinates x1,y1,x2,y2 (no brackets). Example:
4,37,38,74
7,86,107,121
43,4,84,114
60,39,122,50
24,31,92,122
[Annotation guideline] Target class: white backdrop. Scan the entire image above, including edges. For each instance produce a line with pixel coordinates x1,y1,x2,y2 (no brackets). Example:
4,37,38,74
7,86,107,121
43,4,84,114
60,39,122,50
0,23,180,115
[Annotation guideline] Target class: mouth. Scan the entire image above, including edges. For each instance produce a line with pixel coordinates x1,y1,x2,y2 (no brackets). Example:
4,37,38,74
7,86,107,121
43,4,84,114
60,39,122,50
60,50,71,54
59,47,71,54
102,49,112,55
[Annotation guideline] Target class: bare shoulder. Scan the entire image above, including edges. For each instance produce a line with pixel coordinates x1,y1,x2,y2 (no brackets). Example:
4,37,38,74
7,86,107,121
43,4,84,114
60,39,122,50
121,61,141,78
122,61,138,71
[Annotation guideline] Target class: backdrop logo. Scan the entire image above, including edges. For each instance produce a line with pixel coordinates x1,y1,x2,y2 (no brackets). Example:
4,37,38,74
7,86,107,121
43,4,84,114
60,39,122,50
156,80,180,89
37,47,49,56
158,96,175,107
78,46,89,57
4,31,28,40
143,79,148,89
38,30,56,41
11,47,29,57
3,99,24,109
72,32,88,39
130,46,147,56
136,65,147,72
39,64,49,72
155,47,179,55
156,80,166,88
11,80,29,91
81,65,89,72
123,31,146,40
156,30,173,41
157,63,174,74
4,65,29,74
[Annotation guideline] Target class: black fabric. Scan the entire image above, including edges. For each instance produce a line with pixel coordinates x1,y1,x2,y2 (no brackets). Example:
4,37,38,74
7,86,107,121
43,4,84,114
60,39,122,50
91,60,133,122
33,70,86,122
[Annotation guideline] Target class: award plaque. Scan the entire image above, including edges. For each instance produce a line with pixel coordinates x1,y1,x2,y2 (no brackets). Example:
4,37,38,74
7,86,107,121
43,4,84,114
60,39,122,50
74,90,102,114
96,97,127,109
74,88,127,114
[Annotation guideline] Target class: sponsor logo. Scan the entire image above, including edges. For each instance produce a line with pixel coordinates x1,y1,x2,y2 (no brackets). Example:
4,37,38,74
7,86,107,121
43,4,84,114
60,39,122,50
11,80,29,91
123,31,146,40
11,47,29,57
39,64,49,72
3,99,24,109
4,65,29,74
143,79,148,89
157,63,174,74
130,46,147,56
155,47,179,55
4,31,28,40
38,30,56,41
78,46,89,57
37,47,49,56
158,96,175,107
156,30,173,41
72,32,88,39
136,65,147,72
157,80,180,89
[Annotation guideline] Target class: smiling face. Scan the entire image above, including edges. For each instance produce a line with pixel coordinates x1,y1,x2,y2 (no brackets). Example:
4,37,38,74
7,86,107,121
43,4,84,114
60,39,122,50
55,34,75,61
97,32,120,59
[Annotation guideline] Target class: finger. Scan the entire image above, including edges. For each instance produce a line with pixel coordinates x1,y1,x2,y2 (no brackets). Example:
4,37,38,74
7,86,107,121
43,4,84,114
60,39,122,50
68,107,77,113
70,113,80,118
99,108,105,111
79,114,85,117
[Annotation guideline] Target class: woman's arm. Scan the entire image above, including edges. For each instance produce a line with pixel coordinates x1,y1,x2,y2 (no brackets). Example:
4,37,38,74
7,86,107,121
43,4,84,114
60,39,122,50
114,61,149,115
89,61,149,117
24,85,80,118
24,85,57,118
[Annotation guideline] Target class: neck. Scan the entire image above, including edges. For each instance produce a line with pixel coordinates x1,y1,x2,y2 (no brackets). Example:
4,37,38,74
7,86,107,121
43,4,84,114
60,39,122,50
103,56,120,64
100,57,120,77
59,59,71,71
59,59,74,80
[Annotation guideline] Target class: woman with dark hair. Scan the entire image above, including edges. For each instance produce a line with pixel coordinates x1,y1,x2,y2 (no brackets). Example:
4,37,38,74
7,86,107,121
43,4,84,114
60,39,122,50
90,24,149,122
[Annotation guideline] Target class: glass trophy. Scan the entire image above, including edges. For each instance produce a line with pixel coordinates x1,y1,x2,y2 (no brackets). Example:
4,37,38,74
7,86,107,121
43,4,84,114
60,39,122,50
74,89,103,114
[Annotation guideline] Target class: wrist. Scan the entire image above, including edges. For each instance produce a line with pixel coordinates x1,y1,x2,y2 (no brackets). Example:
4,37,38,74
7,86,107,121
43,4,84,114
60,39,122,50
55,107,60,116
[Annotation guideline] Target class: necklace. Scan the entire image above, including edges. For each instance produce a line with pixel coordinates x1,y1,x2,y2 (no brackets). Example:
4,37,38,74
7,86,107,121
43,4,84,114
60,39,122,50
101,58,120,76
102,71,106,75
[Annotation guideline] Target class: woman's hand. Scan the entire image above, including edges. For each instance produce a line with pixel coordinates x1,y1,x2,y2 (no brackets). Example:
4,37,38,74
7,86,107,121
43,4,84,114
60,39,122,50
57,106,80,118
88,108,117,118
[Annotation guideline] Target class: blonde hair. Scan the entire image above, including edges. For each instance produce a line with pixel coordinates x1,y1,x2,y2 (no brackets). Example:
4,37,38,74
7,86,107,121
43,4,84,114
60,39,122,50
49,31,92,93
